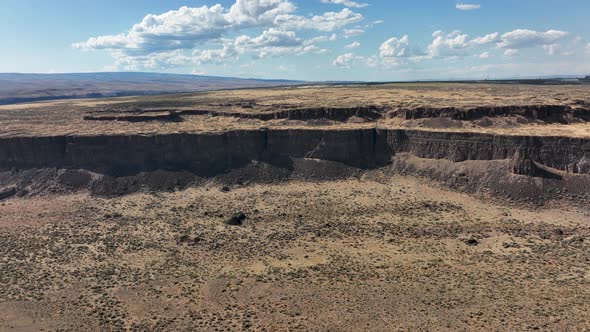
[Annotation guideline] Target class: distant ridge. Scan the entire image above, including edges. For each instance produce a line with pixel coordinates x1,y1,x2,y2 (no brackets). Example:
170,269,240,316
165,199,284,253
1,72,588,105
0,72,304,105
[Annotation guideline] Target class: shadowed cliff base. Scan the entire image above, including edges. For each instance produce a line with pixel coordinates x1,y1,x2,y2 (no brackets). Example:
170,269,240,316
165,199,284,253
1,154,588,208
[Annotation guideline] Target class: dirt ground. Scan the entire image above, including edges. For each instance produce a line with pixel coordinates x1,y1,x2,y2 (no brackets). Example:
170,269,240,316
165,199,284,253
1,174,589,331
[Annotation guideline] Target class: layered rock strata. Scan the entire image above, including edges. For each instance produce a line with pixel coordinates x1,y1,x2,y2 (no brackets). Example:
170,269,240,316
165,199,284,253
0,129,588,176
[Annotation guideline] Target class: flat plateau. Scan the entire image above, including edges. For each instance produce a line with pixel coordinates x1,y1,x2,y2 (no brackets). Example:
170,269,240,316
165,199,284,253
0,83,589,137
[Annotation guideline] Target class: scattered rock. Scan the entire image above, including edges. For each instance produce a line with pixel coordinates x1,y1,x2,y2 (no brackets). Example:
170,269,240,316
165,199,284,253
177,234,204,246
240,101,255,109
220,186,231,193
176,234,190,244
58,169,92,188
226,212,247,226
464,238,479,246
16,188,29,197
502,241,521,249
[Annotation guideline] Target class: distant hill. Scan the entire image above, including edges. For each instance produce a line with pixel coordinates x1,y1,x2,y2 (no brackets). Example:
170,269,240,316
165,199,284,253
0,72,303,105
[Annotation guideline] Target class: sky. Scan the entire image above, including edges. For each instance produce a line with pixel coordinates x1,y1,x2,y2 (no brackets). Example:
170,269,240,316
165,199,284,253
1,0,590,81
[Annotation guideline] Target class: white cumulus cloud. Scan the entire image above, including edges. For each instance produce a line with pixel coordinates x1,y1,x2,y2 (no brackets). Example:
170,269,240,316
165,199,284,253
375,35,428,66
497,29,568,49
343,28,364,38
379,35,411,58
274,8,363,32
320,0,369,9
73,0,362,70
425,29,570,59
345,41,361,49
72,0,580,74
471,33,500,45
227,0,296,26
235,28,326,58
235,28,302,50
456,3,481,10
428,30,471,57
504,49,519,56
73,1,297,54
193,44,239,64
365,28,574,70
332,52,357,67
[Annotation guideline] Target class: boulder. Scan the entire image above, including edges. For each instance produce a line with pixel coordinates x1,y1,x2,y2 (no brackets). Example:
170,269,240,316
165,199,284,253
226,212,247,226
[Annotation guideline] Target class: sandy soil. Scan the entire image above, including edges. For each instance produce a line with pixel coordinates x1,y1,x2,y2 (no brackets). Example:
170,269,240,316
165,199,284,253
1,175,589,331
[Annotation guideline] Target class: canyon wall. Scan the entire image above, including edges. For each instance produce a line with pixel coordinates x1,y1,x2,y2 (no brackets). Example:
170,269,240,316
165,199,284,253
84,106,384,122
393,105,590,122
387,130,590,173
0,128,588,176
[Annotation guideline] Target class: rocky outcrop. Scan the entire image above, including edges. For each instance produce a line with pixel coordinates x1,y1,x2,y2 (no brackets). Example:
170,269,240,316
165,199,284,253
258,106,384,121
0,186,16,200
385,130,590,173
86,105,590,124
509,147,552,178
393,105,590,122
84,106,384,122
83,111,182,122
0,129,588,176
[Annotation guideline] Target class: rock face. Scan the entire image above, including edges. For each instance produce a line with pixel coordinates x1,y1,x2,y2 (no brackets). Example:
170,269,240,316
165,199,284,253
393,105,590,122
509,147,546,177
0,129,391,176
85,104,589,123
84,106,384,123
386,130,590,173
83,111,182,122
0,186,16,200
0,128,588,176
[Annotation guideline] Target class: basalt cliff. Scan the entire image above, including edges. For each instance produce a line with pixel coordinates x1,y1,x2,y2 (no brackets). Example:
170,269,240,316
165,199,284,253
1,127,588,176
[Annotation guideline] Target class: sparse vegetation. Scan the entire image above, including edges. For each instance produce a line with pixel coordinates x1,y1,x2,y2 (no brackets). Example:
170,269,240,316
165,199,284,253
0,83,589,331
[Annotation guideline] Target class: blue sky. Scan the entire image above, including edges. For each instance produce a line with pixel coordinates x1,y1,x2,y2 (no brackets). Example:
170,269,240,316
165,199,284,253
1,0,590,81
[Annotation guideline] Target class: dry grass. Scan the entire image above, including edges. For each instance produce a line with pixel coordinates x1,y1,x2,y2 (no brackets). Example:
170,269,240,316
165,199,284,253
0,83,589,137
1,176,589,330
